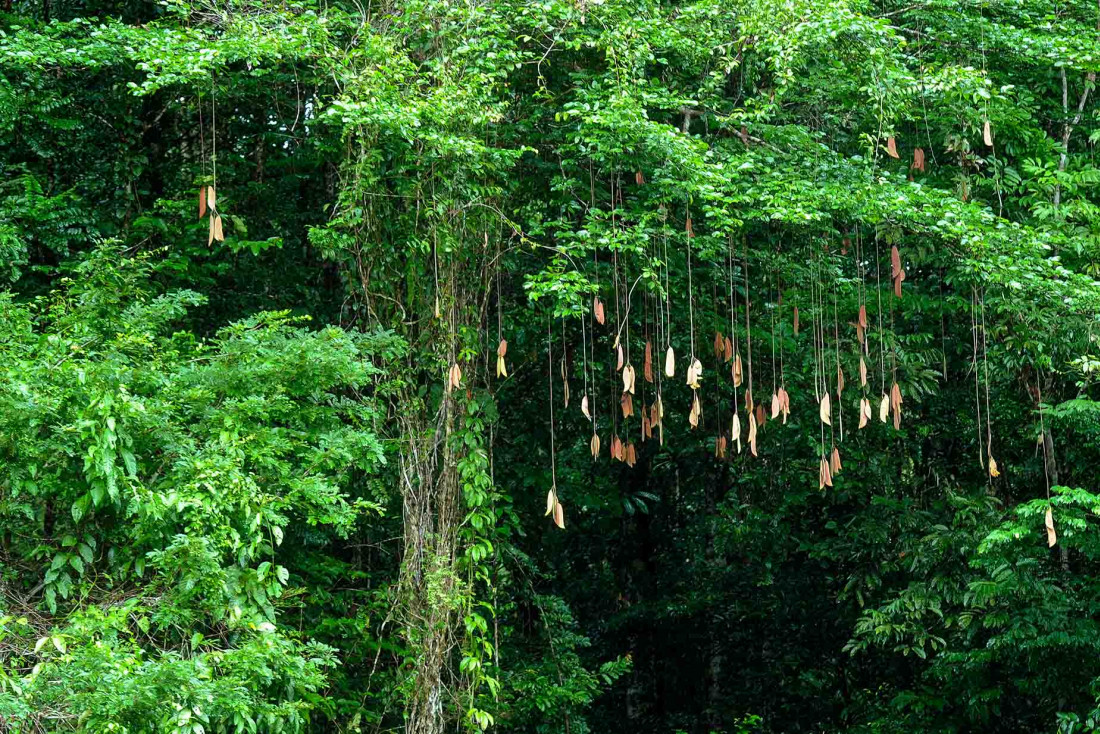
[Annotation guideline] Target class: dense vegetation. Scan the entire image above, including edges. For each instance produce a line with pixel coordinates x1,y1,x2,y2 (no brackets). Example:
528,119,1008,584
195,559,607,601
3,0,1100,732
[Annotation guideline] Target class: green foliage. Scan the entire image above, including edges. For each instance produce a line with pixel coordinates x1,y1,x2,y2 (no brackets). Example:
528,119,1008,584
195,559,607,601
5,0,1100,732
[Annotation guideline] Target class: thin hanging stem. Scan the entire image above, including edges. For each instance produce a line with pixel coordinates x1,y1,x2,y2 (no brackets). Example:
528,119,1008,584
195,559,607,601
548,313,557,490
981,288,994,462
876,235,886,393
687,206,696,360
972,287,984,468
743,236,753,404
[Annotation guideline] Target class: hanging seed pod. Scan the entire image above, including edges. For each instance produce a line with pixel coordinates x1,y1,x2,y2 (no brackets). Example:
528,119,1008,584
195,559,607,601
724,337,733,362
793,306,799,336
642,414,651,440
890,246,901,280
770,392,781,420
912,147,925,172
545,489,557,516
635,170,646,185
748,413,758,456
818,456,828,490
894,273,903,299
624,442,637,467
879,394,890,423
842,236,850,255
620,392,634,418
856,323,865,345
778,386,791,423
581,395,591,420
689,392,702,428
731,412,742,453
622,365,636,394
664,346,676,377
496,353,508,378
594,297,606,325
198,186,207,219
744,389,754,414
611,435,623,461
1045,506,1057,547
650,400,660,428
858,397,870,429
563,378,570,407
644,341,654,383
713,332,724,358
715,434,727,460
893,400,901,430
498,339,508,357
207,185,216,211
589,432,600,458
988,454,1000,478
553,501,565,529
891,382,902,410
859,357,868,387
208,215,216,246
983,119,993,147
822,454,833,487
685,216,694,238
732,353,743,387
616,343,624,371
837,367,845,396
449,363,463,390
858,305,868,329
830,446,842,475
886,136,899,159
213,214,225,242
755,403,766,428
819,394,832,426
686,357,703,389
